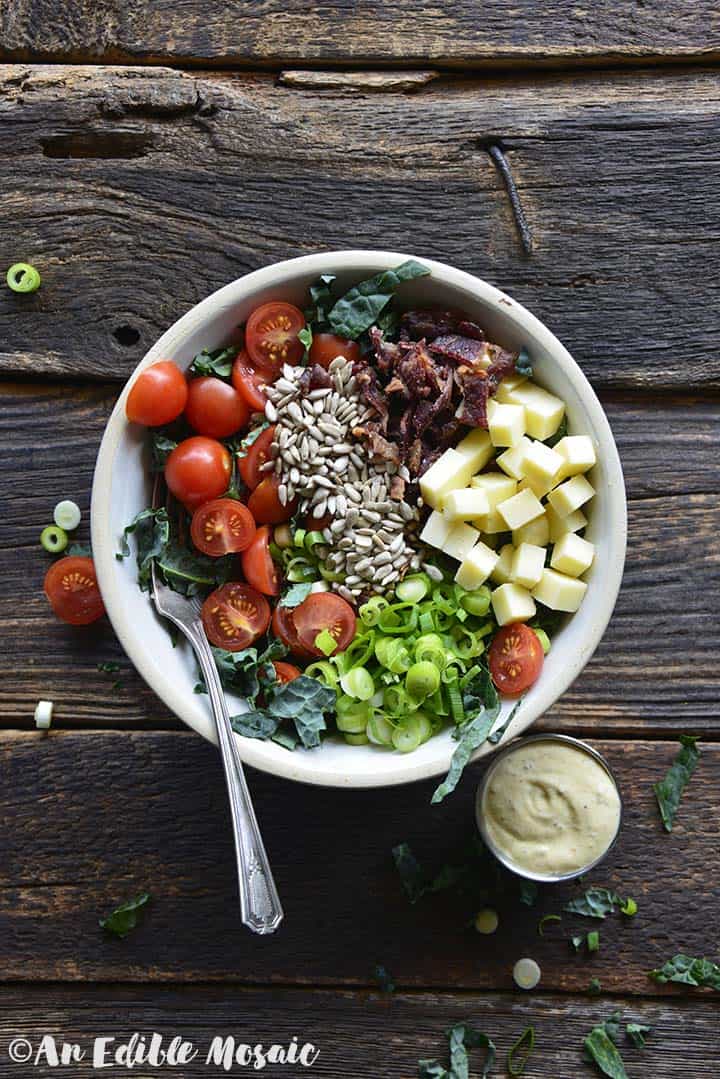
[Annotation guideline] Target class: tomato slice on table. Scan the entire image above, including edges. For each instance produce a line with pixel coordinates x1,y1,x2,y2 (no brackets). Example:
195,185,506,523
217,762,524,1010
190,498,256,557
184,376,250,439
201,583,270,651
238,425,276,490
248,476,297,525
488,624,544,697
292,593,357,657
126,361,188,427
241,525,280,596
44,556,105,626
245,302,305,374
231,349,269,412
165,436,232,511
271,604,315,661
273,660,302,684
309,333,361,370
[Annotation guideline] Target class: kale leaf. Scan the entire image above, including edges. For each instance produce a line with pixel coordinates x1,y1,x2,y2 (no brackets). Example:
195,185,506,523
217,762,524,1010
305,274,337,331
515,346,533,378
188,346,236,379
564,887,637,919
157,540,234,596
327,260,430,340
149,432,178,470
263,675,335,749
99,892,151,939
626,1023,652,1049
583,1025,628,1079
230,710,280,740
653,734,700,832
419,1022,496,1079
431,665,500,804
488,697,523,745
118,507,170,589
649,953,720,990
279,581,314,608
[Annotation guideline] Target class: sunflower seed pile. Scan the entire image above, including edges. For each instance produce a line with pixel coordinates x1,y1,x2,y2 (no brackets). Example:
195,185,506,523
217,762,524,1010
263,356,421,600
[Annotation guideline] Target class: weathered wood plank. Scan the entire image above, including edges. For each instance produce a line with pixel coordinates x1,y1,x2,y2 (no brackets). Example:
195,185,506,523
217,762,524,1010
0,985,715,1078
1,2,719,68
1,731,717,988
1,66,719,388
1,383,717,733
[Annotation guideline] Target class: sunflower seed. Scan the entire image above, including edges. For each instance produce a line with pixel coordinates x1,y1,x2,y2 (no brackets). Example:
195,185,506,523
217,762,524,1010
290,467,300,486
313,499,327,518
327,496,337,515
333,457,349,473
287,401,303,423
331,520,345,534
265,401,278,423
308,387,331,400
314,475,334,490
389,536,404,554
372,534,387,550
278,483,288,506
260,459,274,473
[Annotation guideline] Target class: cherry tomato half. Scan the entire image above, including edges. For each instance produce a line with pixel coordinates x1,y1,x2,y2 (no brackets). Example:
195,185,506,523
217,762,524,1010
126,361,188,427
201,583,270,651
184,376,250,439
190,498,256,557
273,660,302,684
248,476,297,525
245,302,305,374
292,593,357,657
165,436,231,511
241,525,280,596
488,623,544,697
309,333,362,370
238,425,275,490
231,349,268,412
271,604,315,661
44,556,105,626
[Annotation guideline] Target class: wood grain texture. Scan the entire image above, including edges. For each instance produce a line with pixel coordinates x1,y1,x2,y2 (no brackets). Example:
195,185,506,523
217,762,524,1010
0,985,716,1078
1,65,719,388
1,383,717,733
1,1,719,68
1,731,718,988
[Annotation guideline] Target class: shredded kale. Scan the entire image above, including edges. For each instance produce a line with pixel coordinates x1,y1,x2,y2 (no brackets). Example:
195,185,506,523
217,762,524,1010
99,892,150,939
327,260,430,341
544,414,568,447
97,661,121,674
588,977,602,995
117,507,170,589
488,697,523,745
626,1023,652,1049
67,542,92,557
431,665,501,804
653,735,700,832
583,1022,628,1079
304,274,337,331
564,887,637,919
188,345,236,379
649,954,720,990
519,880,539,907
515,346,533,378
149,431,178,470
419,1022,496,1079
279,582,313,608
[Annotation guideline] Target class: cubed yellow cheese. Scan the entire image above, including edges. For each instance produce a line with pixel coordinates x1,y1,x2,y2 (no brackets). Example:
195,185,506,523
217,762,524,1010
547,474,595,517
470,472,517,507
487,398,526,447
532,568,587,612
455,542,499,589
490,544,515,584
523,440,564,485
442,487,490,522
513,514,550,547
511,543,546,589
419,448,477,509
454,428,495,473
497,488,544,530
496,436,531,480
519,473,556,499
494,375,528,403
491,582,536,626
419,509,453,550
499,382,565,441
546,503,588,542
442,522,481,562
477,509,511,534
554,435,596,479
550,533,595,577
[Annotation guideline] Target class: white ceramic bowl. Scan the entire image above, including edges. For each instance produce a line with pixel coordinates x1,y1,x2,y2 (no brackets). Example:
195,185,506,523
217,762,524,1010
91,250,626,788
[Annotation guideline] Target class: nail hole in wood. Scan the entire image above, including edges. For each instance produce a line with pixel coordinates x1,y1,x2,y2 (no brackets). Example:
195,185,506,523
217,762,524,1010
41,132,151,160
113,325,141,347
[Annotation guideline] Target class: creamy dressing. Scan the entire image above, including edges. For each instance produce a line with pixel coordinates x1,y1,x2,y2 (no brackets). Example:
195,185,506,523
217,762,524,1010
480,740,621,877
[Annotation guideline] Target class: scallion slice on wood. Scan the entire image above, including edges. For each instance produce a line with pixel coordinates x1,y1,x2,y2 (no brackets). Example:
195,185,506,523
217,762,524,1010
53,499,81,531
40,524,68,553
6,262,41,293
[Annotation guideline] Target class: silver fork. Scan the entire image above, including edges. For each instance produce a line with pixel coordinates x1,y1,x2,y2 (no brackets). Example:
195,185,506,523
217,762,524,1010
150,481,283,935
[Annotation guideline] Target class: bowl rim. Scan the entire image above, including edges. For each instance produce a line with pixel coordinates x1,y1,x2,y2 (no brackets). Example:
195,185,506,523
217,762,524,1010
91,248,627,788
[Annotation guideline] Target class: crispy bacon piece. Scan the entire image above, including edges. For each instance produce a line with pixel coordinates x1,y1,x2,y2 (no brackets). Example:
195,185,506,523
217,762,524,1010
429,335,492,366
400,309,485,342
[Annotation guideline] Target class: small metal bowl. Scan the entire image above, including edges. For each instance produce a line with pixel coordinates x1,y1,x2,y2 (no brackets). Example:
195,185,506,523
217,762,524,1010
475,733,623,883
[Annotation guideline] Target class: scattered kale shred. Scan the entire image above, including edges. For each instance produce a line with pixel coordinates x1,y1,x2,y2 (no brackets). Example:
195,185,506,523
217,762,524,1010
564,887,636,919
100,892,151,939
649,953,720,990
325,260,430,341
625,1022,652,1049
653,734,700,832
515,346,533,377
418,1022,496,1079
188,345,236,379
431,664,500,804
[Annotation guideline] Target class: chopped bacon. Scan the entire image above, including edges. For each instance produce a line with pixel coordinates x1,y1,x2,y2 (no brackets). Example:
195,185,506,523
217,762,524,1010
298,363,332,392
429,335,492,366
400,309,484,342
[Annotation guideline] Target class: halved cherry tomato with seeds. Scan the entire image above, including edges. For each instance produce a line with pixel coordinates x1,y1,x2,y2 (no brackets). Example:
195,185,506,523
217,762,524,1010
165,436,232,511
190,498,256,558
201,583,270,651
241,525,280,596
238,425,276,490
309,333,362,370
231,350,268,412
245,302,305,374
271,604,315,660
185,376,250,439
248,476,297,525
292,593,357,657
44,556,105,625
488,623,544,697
273,660,302,684
126,361,188,427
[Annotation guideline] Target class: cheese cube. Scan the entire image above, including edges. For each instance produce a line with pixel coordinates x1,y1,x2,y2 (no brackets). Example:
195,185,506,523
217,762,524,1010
491,583,536,626
442,522,480,562
490,544,515,584
455,542,499,589
470,472,517,507
547,475,595,517
454,428,495,473
511,543,546,589
498,382,565,441
497,488,544,531
478,509,511,534
442,487,490,522
419,448,477,509
519,473,556,499
494,375,528,403
513,514,550,547
420,509,453,550
487,399,526,447
532,568,587,612
550,533,595,577
523,440,564,486
546,503,587,543
496,436,531,480
554,435,596,479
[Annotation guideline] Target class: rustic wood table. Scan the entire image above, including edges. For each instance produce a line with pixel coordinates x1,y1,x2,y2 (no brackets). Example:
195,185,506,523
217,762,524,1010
1,5,719,1076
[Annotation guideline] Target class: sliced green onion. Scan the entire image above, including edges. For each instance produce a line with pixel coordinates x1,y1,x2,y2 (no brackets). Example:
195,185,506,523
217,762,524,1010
383,685,415,717
344,732,370,745
305,530,325,549
359,595,389,626
375,637,412,674
319,566,345,582
418,609,436,633
414,711,433,744
336,633,376,673
405,661,441,702
340,666,375,701
587,930,600,952
533,627,551,654
392,714,426,753
433,582,459,616
508,1026,535,1076
428,687,449,717
414,633,447,670
286,556,317,582
7,262,41,293
34,699,54,729
450,624,486,659
458,585,491,616
446,680,465,723
304,660,339,687
377,603,418,636
314,629,338,656
475,908,499,935
292,528,307,548
41,524,68,553
336,697,372,733
53,499,81,531
395,573,431,603
367,713,395,746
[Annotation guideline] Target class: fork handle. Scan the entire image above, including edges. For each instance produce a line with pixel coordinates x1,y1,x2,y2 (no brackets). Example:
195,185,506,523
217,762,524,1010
192,625,283,935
